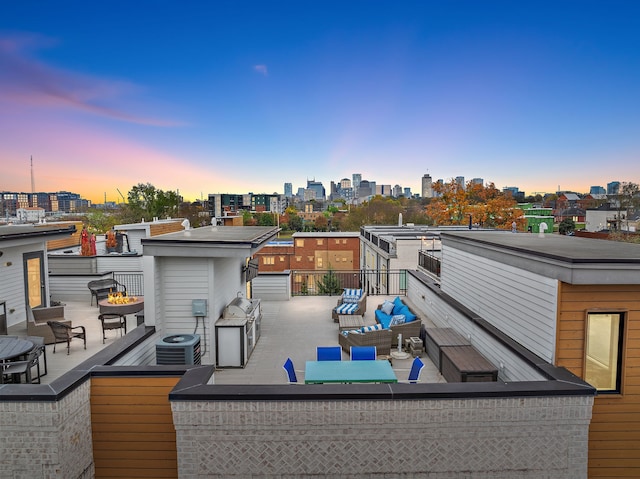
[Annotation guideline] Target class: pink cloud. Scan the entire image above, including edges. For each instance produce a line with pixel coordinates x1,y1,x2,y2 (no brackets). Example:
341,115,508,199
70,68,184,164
0,32,181,127
253,64,268,76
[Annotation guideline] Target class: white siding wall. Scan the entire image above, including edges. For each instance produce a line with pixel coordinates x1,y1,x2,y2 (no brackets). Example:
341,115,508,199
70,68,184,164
406,274,547,382
49,274,102,304
440,246,558,362
112,330,161,366
0,245,30,328
252,273,291,300
158,257,211,353
96,255,143,273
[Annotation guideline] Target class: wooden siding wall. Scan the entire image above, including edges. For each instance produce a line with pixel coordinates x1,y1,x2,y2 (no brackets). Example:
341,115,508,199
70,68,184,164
91,376,180,479
149,222,184,237
441,245,558,362
557,282,640,478
42,221,83,250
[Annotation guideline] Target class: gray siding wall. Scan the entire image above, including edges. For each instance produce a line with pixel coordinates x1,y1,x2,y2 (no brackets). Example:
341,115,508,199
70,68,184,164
440,245,558,362
406,274,547,382
252,272,291,301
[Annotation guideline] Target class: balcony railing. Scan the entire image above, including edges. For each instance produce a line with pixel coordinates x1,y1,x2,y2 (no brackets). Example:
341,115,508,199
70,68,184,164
114,272,144,296
291,269,407,296
418,251,441,278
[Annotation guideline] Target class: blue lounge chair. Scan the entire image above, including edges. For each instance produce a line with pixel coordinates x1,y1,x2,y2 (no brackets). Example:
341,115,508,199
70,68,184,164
283,358,298,383
350,346,376,360
316,346,342,361
408,357,425,383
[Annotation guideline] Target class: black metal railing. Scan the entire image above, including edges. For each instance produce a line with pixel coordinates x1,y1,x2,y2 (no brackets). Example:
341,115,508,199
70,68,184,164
291,269,407,297
114,272,144,296
418,251,441,277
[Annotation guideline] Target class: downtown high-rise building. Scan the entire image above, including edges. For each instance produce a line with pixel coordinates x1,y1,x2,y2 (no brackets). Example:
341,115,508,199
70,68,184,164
421,174,433,198
284,183,293,197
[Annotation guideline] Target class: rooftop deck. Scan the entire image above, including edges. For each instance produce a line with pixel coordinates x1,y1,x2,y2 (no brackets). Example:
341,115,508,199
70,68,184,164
7,295,445,385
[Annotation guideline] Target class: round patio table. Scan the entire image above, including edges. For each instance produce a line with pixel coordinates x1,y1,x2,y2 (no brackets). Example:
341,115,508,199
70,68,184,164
98,297,144,316
0,337,34,361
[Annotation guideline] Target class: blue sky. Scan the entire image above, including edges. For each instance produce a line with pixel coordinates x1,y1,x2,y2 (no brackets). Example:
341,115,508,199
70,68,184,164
1,0,639,203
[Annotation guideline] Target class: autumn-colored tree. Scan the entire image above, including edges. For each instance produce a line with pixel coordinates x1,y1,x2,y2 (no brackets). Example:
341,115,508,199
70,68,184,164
314,215,328,231
426,180,524,230
340,196,404,230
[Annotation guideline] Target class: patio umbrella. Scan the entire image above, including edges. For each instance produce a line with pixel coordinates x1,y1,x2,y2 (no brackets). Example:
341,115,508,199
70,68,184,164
90,233,97,256
80,228,91,256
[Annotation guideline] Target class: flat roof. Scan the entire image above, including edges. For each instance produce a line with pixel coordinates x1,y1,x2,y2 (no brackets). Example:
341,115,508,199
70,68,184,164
442,231,640,284
141,226,280,257
0,224,76,241
442,231,640,263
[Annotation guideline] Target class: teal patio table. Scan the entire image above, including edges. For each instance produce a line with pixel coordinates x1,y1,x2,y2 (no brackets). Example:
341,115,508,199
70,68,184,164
304,360,397,384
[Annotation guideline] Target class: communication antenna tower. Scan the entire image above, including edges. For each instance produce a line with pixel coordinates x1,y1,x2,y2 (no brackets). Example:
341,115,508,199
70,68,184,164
30,156,35,193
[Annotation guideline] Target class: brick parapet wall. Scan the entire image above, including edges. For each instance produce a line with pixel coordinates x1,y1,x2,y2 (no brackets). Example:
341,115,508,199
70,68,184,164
172,395,592,478
0,381,94,479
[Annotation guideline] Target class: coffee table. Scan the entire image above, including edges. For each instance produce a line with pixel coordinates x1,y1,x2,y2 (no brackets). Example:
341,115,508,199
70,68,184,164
338,314,377,331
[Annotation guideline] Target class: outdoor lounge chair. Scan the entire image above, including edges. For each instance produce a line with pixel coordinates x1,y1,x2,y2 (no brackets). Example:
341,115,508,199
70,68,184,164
27,306,71,345
47,321,87,354
331,289,367,322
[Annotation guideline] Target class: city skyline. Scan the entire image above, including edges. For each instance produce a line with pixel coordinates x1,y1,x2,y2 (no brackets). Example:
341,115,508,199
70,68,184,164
2,1,639,204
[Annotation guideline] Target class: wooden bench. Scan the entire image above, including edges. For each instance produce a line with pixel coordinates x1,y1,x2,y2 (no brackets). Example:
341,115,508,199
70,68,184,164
87,279,126,306
423,327,470,371
440,345,498,382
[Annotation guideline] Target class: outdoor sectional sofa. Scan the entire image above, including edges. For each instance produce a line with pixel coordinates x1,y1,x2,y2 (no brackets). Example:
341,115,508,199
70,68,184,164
338,327,392,357
375,296,422,346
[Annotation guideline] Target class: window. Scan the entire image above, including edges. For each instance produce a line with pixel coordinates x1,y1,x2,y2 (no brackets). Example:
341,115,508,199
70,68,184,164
335,239,340,245
317,239,323,245
279,256,285,262
585,312,624,393
317,257,323,268
296,239,304,247
295,256,302,262
263,256,275,265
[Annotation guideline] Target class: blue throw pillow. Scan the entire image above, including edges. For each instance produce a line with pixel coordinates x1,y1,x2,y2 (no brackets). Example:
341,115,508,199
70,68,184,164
389,314,406,326
398,305,416,322
375,310,393,329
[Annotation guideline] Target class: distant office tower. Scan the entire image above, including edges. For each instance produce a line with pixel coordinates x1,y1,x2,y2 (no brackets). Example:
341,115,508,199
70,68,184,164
306,179,325,200
284,183,293,197
607,181,620,195
471,178,484,186
455,176,465,189
589,186,606,195
403,187,411,197
340,178,351,189
352,174,361,189
421,174,433,198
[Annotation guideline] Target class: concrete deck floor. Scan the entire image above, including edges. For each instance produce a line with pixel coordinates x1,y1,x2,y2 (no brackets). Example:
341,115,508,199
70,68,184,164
6,295,446,385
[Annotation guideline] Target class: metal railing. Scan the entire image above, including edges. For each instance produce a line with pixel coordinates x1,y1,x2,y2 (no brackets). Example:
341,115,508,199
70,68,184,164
418,251,441,278
114,272,144,296
291,269,407,297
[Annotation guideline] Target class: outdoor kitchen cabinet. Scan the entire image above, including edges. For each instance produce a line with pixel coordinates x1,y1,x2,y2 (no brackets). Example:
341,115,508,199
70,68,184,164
215,297,261,368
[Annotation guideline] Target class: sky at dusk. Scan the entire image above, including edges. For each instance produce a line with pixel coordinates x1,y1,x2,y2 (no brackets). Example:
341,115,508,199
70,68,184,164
1,0,639,204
